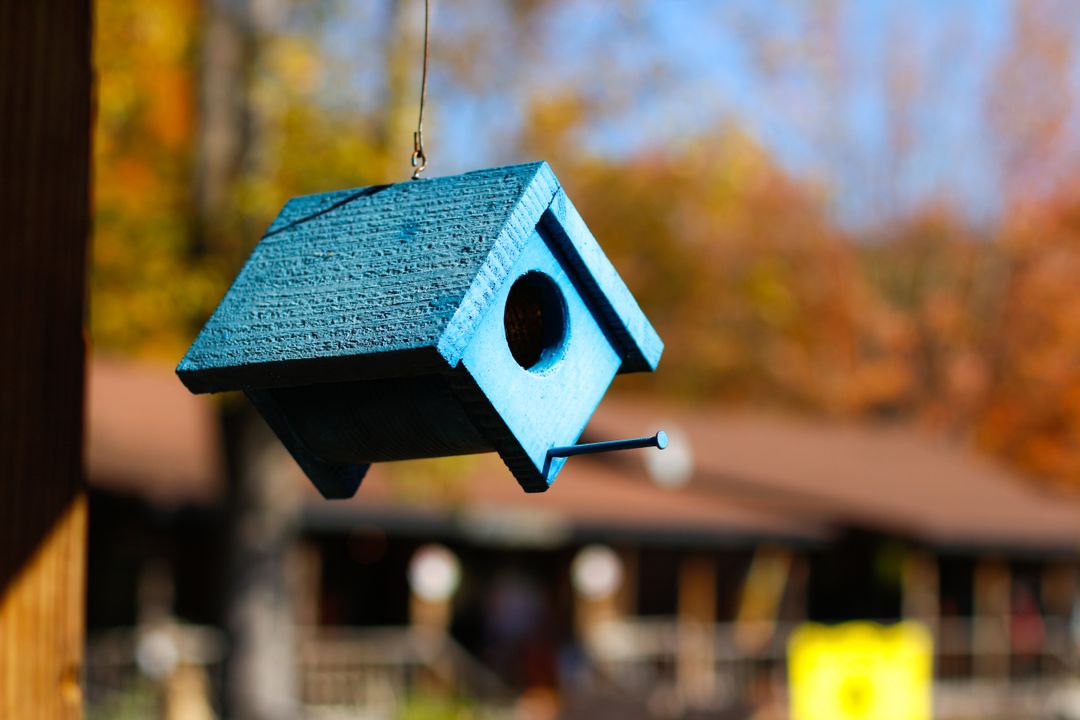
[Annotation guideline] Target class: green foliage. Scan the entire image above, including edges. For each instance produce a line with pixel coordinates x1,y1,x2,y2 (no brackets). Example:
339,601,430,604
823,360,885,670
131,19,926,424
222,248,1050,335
85,676,160,720
396,694,481,720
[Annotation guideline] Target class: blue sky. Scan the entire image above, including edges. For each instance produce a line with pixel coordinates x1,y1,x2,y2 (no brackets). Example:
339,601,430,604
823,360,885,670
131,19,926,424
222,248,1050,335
320,0,1079,230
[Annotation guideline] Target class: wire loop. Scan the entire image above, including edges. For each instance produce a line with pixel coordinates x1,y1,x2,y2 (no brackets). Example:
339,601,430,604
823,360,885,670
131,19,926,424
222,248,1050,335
410,0,430,180
411,131,427,178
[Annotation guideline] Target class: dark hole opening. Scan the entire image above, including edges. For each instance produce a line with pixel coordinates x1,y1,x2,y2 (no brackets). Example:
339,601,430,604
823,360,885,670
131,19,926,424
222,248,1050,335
503,272,567,370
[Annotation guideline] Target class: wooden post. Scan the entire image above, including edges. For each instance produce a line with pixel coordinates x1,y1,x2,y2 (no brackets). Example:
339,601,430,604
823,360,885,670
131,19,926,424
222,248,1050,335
0,0,92,717
973,558,1011,678
902,549,939,633
677,554,717,706
573,581,621,647
1041,561,1077,672
615,548,638,618
734,546,793,654
571,546,626,653
288,541,322,629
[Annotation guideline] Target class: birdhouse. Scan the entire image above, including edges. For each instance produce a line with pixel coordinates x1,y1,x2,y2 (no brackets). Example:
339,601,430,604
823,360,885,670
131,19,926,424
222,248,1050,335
177,162,663,498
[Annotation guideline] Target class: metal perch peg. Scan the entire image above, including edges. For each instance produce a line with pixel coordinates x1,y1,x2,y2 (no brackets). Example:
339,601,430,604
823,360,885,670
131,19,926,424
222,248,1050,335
548,431,668,459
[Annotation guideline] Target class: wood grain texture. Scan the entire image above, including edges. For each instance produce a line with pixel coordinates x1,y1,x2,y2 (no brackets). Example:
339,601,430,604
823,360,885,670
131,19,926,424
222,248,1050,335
0,0,92,715
178,164,548,392
178,162,662,393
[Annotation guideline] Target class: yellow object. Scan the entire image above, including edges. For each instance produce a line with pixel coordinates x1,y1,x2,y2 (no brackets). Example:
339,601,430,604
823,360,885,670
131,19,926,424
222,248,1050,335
788,621,933,720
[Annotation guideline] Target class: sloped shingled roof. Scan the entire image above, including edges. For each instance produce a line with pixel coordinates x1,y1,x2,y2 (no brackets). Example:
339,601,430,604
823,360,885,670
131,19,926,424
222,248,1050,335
178,162,661,394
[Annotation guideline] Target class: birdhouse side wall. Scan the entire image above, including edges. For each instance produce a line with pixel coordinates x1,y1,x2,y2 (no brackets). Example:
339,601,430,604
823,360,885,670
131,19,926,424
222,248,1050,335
267,374,493,464
460,228,621,491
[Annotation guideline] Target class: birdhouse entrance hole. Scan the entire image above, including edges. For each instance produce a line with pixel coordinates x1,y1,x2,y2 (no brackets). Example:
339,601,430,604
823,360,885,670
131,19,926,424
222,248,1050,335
503,271,567,371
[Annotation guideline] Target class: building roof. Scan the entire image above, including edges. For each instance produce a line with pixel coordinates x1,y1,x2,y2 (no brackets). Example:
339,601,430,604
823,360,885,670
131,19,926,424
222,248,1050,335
90,356,1080,552
586,399,1080,552
90,356,820,545
178,162,661,395
298,451,827,547
88,356,223,507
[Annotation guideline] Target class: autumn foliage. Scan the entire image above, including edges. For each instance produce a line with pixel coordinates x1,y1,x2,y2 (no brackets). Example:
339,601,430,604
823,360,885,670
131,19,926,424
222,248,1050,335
91,0,1080,490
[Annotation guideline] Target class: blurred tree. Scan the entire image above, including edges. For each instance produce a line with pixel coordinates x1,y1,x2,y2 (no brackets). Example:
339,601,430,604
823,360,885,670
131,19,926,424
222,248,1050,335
857,210,1007,432
92,2,408,717
987,1,1080,205
974,1,1080,484
979,188,1080,488
92,0,217,357
91,0,1080,529
545,132,862,412
91,0,402,361
507,0,1080,494
194,1,306,715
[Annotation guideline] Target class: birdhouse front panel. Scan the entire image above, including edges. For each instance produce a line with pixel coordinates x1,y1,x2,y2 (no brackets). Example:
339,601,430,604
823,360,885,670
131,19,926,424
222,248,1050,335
458,225,622,491
177,161,663,498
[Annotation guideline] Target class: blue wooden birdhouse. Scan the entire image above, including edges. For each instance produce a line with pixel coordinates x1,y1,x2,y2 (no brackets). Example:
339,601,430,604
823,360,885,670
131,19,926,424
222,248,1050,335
177,162,663,498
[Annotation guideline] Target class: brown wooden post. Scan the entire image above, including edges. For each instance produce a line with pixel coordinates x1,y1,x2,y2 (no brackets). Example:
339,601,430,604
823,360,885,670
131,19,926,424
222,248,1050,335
677,554,717,706
572,546,626,653
973,558,1011,679
0,0,93,716
902,549,939,633
615,547,638,618
734,546,793,654
1041,561,1078,672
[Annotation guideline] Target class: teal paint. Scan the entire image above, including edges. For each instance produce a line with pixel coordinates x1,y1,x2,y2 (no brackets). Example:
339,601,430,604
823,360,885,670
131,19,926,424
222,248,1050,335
178,161,663,497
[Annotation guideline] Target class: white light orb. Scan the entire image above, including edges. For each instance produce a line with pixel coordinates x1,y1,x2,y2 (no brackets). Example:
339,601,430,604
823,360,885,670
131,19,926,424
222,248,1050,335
135,628,179,679
408,544,462,602
571,544,623,599
645,423,693,488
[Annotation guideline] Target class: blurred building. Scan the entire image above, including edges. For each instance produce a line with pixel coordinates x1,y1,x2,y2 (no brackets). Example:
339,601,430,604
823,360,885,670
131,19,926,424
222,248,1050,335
84,355,1080,719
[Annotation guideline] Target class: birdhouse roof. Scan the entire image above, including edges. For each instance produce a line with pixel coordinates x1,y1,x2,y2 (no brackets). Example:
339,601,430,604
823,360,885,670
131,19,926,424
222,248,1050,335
178,162,662,393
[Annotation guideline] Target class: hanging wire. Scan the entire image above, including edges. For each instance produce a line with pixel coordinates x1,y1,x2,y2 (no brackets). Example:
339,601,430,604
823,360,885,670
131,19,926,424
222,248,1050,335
410,0,431,180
